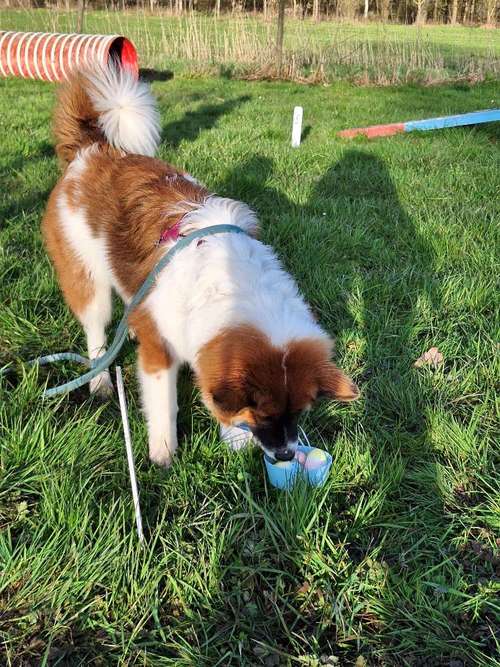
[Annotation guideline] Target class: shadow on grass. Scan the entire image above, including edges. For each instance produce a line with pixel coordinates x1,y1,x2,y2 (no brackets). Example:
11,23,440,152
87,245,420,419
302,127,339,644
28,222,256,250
161,95,251,149
139,67,174,82
219,150,440,432
167,150,492,662
209,152,497,661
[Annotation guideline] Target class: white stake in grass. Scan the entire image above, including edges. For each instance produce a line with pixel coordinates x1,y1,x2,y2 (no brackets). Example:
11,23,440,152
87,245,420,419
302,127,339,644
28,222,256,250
115,366,144,543
291,106,303,148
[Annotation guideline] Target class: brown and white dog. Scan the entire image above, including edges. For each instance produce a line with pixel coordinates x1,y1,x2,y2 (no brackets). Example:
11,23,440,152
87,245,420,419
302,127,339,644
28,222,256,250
42,65,359,467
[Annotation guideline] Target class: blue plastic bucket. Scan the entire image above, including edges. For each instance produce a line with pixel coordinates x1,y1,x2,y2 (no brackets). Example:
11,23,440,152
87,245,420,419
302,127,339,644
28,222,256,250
264,444,332,490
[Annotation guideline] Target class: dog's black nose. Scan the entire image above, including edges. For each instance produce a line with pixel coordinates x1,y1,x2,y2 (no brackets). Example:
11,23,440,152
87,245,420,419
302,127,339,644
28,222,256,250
274,448,295,462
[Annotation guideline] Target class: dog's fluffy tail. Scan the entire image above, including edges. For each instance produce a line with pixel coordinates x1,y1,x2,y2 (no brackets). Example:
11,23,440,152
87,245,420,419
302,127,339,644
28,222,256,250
53,65,160,166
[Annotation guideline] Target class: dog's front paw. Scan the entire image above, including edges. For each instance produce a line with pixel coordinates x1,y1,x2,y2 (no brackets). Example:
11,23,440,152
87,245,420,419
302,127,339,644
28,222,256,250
149,437,177,468
89,370,114,399
220,424,254,451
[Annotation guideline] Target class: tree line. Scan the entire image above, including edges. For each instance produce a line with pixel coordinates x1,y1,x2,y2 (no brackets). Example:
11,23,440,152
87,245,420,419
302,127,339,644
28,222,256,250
10,0,500,24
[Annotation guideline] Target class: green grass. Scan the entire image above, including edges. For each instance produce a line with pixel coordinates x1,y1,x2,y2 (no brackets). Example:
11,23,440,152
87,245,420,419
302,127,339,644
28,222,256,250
1,72,499,665
1,8,499,84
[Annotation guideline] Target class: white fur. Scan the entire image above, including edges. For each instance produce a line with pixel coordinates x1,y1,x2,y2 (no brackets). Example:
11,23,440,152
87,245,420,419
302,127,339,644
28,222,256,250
57,188,111,286
66,144,98,179
56,188,114,396
139,364,179,466
81,295,114,397
146,196,327,368
86,65,160,157
181,196,259,237
220,424,254,451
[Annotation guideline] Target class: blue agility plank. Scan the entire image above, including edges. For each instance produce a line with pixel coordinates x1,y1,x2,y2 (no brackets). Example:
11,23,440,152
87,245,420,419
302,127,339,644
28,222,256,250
339,109,500,139
404,109,500,133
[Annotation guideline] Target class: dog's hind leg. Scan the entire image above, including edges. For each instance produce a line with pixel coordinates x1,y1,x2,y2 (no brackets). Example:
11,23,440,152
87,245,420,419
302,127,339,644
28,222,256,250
78,278,114,398
42,189,114,398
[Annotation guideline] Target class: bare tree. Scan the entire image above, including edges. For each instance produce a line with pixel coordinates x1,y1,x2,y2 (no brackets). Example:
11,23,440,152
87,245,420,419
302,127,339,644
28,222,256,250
484,0,498,23
32,0,493,26
469,0,476,22
414,0,427,21
379,0,391,19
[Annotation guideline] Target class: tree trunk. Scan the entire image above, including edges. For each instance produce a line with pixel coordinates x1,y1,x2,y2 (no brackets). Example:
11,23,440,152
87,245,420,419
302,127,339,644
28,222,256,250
462,0,469,21
432,0,438,21
263,0,268,19
485,0,496,23
313,0,320,20
276,0,285,72
364,0,369,18
450,0,458,23
469,0,475,22
76,0,86,32
415,0,427,23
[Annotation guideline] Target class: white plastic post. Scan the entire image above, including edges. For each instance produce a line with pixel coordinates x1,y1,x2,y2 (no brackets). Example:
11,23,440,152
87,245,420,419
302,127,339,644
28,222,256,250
291,106,303,148
115,366,144,543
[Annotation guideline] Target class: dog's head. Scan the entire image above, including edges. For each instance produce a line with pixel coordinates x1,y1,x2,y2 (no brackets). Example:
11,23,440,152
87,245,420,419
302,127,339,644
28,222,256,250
197,325,359,461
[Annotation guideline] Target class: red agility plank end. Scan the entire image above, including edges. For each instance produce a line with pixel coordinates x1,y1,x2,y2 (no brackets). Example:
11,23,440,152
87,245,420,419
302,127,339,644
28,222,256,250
339,123,405,139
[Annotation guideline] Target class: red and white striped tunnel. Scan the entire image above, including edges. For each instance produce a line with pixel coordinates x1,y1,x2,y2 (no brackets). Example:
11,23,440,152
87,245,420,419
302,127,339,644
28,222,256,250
0,31,138,82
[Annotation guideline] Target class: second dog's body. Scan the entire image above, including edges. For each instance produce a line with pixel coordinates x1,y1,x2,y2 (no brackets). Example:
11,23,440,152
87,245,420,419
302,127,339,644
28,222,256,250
42,66,358,466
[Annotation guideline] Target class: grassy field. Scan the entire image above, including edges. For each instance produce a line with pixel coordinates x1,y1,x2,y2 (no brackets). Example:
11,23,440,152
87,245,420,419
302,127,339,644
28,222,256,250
1,69,500,665
1,9,499,84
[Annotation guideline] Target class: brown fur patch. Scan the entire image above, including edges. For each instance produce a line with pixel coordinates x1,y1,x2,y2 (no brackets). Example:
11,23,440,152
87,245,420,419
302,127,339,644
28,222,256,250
41,182,94,317
53,72,105,167
286,338,359,402
129,307,172,373
197,325,358,427
60,150,210,296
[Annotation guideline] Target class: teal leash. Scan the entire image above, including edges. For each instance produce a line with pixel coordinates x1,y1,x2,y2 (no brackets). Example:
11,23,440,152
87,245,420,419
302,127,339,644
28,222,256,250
25,224,247,398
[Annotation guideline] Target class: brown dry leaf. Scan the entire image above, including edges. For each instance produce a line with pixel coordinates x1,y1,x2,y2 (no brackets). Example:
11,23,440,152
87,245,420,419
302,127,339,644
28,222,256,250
297,581,311,595
414,346,444,369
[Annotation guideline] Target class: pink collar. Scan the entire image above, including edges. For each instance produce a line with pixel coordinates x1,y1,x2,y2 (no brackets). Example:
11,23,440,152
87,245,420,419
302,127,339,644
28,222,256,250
158,221,205,248
158,221,181,245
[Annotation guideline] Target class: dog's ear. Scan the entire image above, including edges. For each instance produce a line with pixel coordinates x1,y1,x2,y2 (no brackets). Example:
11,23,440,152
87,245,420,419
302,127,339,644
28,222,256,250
317,363,359,402
285,339,359,405
211,382,250,414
